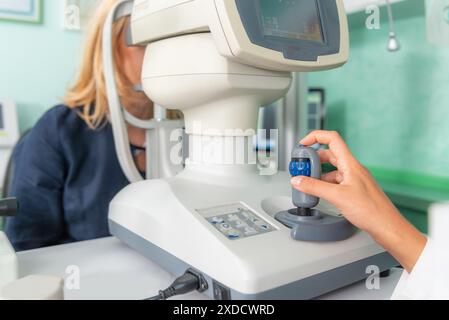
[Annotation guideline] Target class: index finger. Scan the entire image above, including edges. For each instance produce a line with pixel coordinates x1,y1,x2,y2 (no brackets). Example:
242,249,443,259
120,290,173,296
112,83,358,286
300,130,355,167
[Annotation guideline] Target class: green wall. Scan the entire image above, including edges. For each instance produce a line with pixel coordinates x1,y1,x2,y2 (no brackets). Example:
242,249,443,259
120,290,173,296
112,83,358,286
310,0,449,180
309,0,449,232
0,1,82,132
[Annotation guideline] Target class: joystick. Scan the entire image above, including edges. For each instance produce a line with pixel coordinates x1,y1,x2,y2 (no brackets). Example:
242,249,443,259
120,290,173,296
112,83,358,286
275,145,355,242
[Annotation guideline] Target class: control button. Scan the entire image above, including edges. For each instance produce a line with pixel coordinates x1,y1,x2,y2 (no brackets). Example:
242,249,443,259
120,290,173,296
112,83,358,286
289,159,311,177
251,218,260,224
255,221,270,231
241,211,250,219
235,220,248,229
244,227,257,236
226,229,241,239
227,214,239,222
220,223,231,230
212,216,224,224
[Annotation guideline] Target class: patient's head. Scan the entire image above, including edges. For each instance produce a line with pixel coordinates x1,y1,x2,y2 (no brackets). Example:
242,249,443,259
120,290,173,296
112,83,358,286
63,0,152,129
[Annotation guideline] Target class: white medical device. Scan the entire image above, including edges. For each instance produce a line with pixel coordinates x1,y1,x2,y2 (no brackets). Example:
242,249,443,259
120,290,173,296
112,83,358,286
0,101,20,292
1,275,64,300
0,197,19,291
106,0,397,299
0,101,19,190
0,231,18,291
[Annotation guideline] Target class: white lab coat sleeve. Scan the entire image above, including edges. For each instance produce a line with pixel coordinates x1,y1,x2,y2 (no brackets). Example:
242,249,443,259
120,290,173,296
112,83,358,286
391,239,449,299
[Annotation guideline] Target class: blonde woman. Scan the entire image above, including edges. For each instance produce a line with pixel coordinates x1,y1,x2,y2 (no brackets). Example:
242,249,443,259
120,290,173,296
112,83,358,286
5,0,178,251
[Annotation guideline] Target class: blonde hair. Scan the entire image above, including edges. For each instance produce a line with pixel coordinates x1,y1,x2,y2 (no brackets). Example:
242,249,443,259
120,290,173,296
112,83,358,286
64,0,178,129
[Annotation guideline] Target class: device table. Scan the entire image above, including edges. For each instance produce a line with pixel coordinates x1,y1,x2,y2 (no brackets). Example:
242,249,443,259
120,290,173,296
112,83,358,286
17,237,402,300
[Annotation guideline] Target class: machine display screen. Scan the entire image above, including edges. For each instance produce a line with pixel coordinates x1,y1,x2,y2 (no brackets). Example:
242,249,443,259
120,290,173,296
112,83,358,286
0,105,3,130
259,0,324,43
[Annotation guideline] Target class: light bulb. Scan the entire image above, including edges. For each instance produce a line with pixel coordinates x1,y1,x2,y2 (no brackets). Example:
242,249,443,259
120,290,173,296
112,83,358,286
387,32,401,52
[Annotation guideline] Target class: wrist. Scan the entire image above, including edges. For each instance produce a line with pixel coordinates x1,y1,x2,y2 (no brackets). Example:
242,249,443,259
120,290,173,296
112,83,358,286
371,208,427,273
364,203,403,243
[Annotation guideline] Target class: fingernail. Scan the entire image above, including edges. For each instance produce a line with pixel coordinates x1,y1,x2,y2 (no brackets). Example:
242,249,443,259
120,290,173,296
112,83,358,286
291,177,303,187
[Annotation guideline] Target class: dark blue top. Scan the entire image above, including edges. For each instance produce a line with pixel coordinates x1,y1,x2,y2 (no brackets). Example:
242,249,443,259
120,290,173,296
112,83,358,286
4,105,130,251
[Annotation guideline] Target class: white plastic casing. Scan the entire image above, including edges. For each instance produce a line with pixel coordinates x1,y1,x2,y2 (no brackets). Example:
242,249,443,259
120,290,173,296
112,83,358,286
0,100,19,148
0,101,19,187
141,32,292,135
1,275,64,300
0,231,18,290
109,169,387,295
130,0,349,72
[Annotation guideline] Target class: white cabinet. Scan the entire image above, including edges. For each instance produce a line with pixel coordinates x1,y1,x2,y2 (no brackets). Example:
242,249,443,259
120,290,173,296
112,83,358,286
344,0,405,14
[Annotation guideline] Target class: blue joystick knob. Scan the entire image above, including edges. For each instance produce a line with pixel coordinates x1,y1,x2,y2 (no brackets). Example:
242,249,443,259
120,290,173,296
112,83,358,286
289,159,311,177
290,145,321,210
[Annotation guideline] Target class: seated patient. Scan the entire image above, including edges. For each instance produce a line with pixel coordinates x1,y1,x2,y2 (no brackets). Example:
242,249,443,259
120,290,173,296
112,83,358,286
5,0,179,251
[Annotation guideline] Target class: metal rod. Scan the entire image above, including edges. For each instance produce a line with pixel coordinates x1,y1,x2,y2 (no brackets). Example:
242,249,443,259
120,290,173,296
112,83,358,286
386,0,396,35
385,0,401,52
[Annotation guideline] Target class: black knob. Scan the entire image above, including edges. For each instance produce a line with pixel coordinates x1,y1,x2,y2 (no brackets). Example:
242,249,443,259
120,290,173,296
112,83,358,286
0,198,18,217
295,207,313,217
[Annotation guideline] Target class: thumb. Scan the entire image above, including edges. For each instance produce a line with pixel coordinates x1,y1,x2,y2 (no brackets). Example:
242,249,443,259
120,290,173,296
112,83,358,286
291,176,343,207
